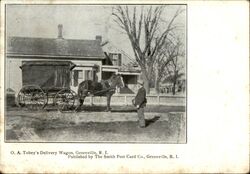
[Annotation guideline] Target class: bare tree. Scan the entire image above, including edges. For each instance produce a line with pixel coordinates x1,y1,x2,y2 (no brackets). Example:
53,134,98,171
154,35,185,94
161,37,185,95
112,5,184,93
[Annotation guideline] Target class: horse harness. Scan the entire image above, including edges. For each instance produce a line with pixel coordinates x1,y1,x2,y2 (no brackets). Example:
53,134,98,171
80,80,115,96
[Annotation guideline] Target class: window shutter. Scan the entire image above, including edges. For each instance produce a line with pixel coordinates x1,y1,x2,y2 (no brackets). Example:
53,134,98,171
85,70,89,80
118,54,122,66
93,70,96,82
73,70,78,87
89,70,93,81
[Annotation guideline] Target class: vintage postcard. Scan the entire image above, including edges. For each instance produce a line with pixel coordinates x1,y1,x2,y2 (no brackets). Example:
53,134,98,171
0,0,249,173
4,3,187,143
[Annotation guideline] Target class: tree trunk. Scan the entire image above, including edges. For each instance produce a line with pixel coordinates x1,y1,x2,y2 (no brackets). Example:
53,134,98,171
172,82,176,95
142,74,150,94
154,62,160,94
155,78,160,94
141,69,151,94
144,78,150,94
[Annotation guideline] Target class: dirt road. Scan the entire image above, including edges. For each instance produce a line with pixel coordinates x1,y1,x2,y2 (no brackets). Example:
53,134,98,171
5,105,186,143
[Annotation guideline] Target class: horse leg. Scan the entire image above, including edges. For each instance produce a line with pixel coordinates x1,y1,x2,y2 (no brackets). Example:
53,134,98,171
75,97,85,112
105,94,111,112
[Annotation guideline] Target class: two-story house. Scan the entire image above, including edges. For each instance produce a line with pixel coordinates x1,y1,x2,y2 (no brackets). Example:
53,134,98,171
6,24,141,97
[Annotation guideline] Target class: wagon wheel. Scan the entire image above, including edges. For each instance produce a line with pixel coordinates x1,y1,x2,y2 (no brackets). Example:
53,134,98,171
17,85,46,110
54,88,76,112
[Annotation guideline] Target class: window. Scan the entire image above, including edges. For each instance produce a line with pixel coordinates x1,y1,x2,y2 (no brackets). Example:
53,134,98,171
84,70,97,82
73,70,83,87
78,71,83,79
85,70,90,80
112,54,118,66
109,53,122,66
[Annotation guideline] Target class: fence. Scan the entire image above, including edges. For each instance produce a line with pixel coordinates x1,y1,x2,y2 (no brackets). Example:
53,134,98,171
7,93,186,107
82,94,186,106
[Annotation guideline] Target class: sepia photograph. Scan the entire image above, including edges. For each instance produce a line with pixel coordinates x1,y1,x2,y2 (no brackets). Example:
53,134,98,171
5,4,186,143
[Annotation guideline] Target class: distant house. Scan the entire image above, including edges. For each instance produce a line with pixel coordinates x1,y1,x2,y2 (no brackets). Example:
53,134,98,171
6,24,141,95
160,75,186,94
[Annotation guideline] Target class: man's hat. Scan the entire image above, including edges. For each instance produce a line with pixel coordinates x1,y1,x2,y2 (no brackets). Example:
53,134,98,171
137,79,144,85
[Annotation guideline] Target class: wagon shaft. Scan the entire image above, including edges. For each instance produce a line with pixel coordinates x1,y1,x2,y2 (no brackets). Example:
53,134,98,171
93,87,116,95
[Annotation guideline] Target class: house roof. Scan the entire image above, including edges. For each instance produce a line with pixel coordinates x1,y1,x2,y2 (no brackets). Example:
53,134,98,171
7,36,105,59
21,61,76,70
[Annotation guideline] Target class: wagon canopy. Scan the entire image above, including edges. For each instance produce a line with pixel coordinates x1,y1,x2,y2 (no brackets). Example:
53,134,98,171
20,61,75,89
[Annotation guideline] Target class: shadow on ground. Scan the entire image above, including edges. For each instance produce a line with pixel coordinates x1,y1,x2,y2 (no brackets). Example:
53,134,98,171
5,105,186,143
146,116,161,127
29,114,185,142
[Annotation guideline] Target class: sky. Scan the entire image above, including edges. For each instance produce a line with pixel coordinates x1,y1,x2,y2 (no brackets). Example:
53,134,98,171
6,5,186,62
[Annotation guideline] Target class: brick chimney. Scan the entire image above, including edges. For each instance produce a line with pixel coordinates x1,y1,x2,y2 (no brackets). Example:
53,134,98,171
58,24,63,39
95,35,102,43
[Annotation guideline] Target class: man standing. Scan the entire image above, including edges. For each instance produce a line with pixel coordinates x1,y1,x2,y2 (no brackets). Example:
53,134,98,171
133,79,147,128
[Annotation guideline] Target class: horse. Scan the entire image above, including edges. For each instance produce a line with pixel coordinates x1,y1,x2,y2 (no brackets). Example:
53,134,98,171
75,74,124,112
